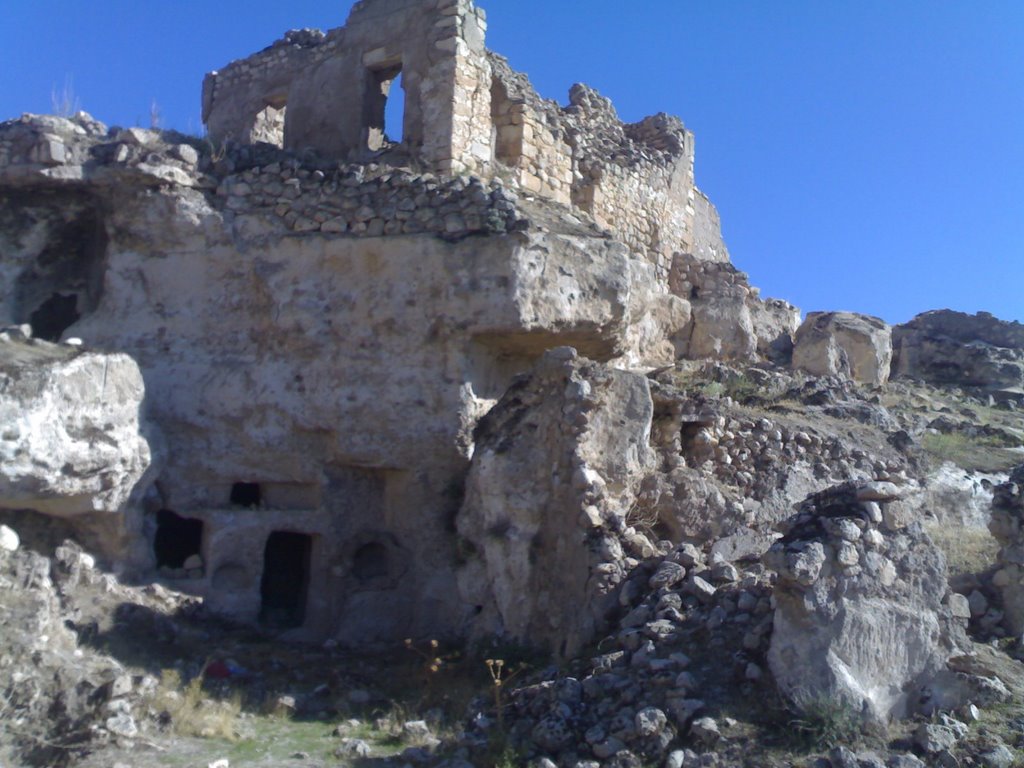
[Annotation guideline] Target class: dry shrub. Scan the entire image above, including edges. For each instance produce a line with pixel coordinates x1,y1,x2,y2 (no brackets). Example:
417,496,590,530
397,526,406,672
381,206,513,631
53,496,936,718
148,669,241,740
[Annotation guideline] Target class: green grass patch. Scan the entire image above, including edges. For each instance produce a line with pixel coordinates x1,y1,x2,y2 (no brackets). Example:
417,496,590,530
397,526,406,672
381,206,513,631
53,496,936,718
921,431,1022,473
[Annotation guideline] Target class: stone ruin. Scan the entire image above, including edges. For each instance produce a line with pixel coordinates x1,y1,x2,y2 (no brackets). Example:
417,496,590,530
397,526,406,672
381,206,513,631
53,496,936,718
0,0,769,651
202,0,707,273
0,0,1021,700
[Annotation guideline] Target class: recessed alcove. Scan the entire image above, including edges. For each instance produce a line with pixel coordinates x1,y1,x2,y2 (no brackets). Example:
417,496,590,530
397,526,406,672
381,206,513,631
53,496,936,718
259,531,313,629
153,509,203,569
230,482,262,508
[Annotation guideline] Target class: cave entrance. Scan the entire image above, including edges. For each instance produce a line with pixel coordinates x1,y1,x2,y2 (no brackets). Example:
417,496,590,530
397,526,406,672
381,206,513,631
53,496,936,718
153,509,203,569
29,292,80,342
259,531,312,629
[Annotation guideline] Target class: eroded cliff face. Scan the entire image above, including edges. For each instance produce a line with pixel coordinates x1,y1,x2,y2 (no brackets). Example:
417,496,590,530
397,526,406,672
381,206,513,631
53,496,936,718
0,106,763,645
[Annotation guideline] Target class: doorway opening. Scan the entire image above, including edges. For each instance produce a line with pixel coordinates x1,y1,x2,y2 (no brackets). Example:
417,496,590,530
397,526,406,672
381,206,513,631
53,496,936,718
259,531,312,629
153,509,203,569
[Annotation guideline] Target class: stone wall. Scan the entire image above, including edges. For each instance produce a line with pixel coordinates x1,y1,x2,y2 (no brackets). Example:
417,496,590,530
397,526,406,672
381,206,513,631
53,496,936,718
204,0,493,176
488,54,699,274
204,1,713,273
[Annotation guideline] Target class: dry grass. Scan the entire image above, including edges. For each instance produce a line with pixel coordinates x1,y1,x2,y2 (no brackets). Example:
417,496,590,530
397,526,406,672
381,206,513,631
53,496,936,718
925,523,1000,579
148,669,242,741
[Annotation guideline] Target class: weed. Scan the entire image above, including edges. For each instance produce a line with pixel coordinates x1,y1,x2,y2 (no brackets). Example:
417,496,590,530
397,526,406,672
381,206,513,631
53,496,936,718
787,692,863,751
50,75,81,117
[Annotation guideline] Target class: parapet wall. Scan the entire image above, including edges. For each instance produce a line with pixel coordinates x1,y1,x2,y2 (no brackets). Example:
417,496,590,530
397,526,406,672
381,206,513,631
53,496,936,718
203,0,706,271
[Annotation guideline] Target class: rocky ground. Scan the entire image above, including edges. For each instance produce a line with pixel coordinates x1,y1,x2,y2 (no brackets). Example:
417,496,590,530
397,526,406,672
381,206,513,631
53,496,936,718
2,362,1024,768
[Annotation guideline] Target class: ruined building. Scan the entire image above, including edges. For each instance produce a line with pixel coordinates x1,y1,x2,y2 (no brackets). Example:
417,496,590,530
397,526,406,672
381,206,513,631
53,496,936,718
0,0,800,650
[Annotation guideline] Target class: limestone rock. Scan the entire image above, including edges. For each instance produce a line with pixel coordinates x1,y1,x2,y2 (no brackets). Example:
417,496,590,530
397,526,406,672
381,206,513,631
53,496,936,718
0,524,18,552
0,337,155,517
792,312,893,387
892,310,1024,394
765,482,967,722
456,350,656,656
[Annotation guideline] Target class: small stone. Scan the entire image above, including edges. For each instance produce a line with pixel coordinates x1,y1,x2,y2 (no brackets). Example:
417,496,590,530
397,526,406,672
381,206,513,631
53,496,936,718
828,746,859,768
109,674,133,699
684,575,716,603
690,716,720,745
334,739,371,758
183,554,203,571
208,761,230,768
979,744,1016,768
0,525,19,552
634,707,667,737
173,144,199,165
104,712,138,738
888,756,926,768
856,481,902,502
403,720,431,738
710,562,739,583
914,723,959,754
649,561,686,589
836,541,860,566
672,543,703,567
948,593,971,620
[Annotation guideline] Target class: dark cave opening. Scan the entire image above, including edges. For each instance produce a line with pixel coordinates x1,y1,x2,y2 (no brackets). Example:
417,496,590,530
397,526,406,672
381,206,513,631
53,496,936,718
153,509,203,569
230,482,262,508
259,531,312,629
29,292,80,342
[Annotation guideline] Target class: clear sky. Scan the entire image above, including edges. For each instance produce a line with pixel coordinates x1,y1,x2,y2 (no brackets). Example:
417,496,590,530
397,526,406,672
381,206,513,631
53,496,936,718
3,1,1022,324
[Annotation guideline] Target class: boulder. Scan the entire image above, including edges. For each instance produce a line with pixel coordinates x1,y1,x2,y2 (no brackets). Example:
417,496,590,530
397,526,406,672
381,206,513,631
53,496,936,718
764,481,968,722
456,349,657,657
0,337,155,517
792,312,893,387
749,297,801,366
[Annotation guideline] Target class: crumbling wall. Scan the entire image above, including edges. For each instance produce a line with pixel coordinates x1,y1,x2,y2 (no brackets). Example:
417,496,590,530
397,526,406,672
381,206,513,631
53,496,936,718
204,0,493,176
488,54,698,272
206,7,705,270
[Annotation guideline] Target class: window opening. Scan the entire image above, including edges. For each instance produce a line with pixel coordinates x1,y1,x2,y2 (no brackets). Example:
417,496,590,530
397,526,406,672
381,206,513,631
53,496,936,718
364,64,403,151
230,482,262,508
153,509,203,569
259,531,312,629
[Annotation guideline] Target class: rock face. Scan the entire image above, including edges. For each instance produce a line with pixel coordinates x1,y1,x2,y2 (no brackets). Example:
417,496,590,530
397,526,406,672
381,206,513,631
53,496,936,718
792,311,893,387
457,349,656,656
989,465,1024,634
0,333,154,518
892,310,1024,396
765,481,967,722
668,253,798,364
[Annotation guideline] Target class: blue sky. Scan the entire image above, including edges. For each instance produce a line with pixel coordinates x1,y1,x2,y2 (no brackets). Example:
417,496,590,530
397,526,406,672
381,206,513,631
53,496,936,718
3,1,1022,324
